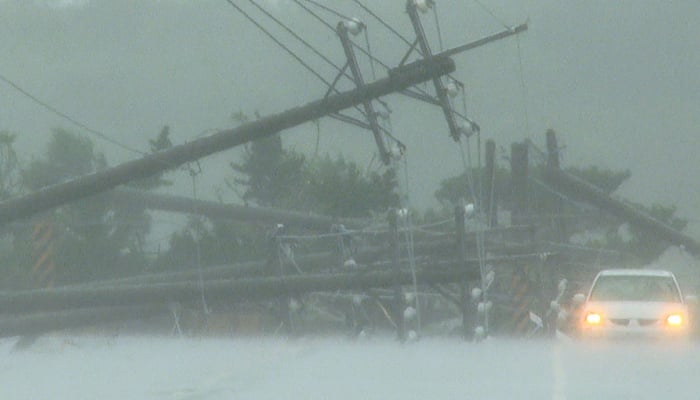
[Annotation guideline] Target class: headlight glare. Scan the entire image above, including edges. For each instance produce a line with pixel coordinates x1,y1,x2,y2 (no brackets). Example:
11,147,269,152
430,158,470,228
585,312,602,325
666,314,683,326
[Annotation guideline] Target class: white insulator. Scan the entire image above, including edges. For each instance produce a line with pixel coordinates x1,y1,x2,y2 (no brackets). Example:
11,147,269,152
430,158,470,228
485,301,493,312
404,292,415,304
404,306,417,321
344,258,357,268
389,143,403,160
558,279,568,293
358,329,368,339
352,294,363,306
474,326,486,340
572,293,586,306
485,270,495,284
445,81,459,98
477,302,486,314
459,121,474,138
464,203,475,216
407,330,419,342
289,298,301,312
471,287,482,300
414,0,432,13
343,18,364,35
557,310,569,322
550,300,560,312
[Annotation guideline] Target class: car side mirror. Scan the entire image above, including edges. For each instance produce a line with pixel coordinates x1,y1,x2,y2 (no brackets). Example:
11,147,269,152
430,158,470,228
685,295,698,305
572,293,586,306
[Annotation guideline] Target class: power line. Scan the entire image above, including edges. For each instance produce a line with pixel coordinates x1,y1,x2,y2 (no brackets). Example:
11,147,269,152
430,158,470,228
304,0,352,21
352,0,416,50
223,0,367,120
0,72,146,156
471,0,510,29
223,0,333,88
245,0,348,79
294,0,438,106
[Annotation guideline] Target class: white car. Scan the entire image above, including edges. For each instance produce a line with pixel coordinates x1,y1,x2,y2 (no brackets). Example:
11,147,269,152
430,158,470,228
575,269,691,340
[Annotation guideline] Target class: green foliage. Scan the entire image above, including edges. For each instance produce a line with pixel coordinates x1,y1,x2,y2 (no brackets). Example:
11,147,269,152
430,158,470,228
23,128,105,190
16,128,173,283
158,114,400,270
605,203,688,264
432,147,688,263
230,134,307,209
152,217,267,271
128,125,174,190
0,131,21,200
434,166,510,209
566,165,631,194
305,155,399,217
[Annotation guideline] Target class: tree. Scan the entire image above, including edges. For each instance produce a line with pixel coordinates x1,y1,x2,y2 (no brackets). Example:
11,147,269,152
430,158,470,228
305,155,399,217
0,131,21,200
19,128,171,283
230,133,307,209
157,114,400,270
0,132,32,289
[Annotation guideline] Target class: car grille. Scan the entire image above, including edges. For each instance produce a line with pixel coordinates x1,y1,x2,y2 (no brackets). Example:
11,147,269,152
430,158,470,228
609,318,658,326
638,319,658,326
610,318,630,326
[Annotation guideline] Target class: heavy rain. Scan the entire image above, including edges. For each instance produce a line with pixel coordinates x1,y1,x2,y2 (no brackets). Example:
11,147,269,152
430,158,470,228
1,1,699,399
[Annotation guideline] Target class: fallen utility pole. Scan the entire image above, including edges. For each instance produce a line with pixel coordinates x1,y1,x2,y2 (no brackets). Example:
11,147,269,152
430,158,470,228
544,132,700,255
63,225,536,289
0,252,554,315
109,189,368,231
544,167,700,255
0,305,165,339
0,56,455,227
1,264,479,314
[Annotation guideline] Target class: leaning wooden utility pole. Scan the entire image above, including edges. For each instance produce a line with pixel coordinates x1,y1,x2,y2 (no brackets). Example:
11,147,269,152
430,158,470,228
388,209,406,341
510,141,529,226
483,139,497,227
543,130,700,255
0,56,455,227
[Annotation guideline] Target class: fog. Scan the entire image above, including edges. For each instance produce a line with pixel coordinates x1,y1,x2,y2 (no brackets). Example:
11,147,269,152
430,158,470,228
1,0,698,236
2,335,698,399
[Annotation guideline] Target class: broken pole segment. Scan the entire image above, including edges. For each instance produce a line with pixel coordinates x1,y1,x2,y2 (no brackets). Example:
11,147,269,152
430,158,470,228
0,56,455,227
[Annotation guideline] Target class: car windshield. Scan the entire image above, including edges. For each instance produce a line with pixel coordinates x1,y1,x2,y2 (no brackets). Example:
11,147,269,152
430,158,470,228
589,275,681,302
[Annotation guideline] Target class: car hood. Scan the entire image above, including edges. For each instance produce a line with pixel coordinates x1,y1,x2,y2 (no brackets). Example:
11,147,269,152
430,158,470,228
584,301,686,319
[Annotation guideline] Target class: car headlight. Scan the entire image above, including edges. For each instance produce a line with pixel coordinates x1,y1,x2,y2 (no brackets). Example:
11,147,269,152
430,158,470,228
585,312,602,325
666,313,683,327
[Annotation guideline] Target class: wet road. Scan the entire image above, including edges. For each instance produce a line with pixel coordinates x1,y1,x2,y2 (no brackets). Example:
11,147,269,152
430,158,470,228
1,335,697,399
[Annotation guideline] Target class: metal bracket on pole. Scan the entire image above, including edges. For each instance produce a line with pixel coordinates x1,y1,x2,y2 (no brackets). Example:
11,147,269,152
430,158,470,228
406,0,461,141
337,21,392,165
399,37,422,68
324,62,350,100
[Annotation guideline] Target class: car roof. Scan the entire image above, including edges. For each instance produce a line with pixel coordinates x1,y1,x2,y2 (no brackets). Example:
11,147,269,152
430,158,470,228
596,269,675,278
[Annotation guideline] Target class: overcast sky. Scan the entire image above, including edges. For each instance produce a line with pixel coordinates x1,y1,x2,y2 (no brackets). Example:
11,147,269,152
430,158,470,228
1,0,698,236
